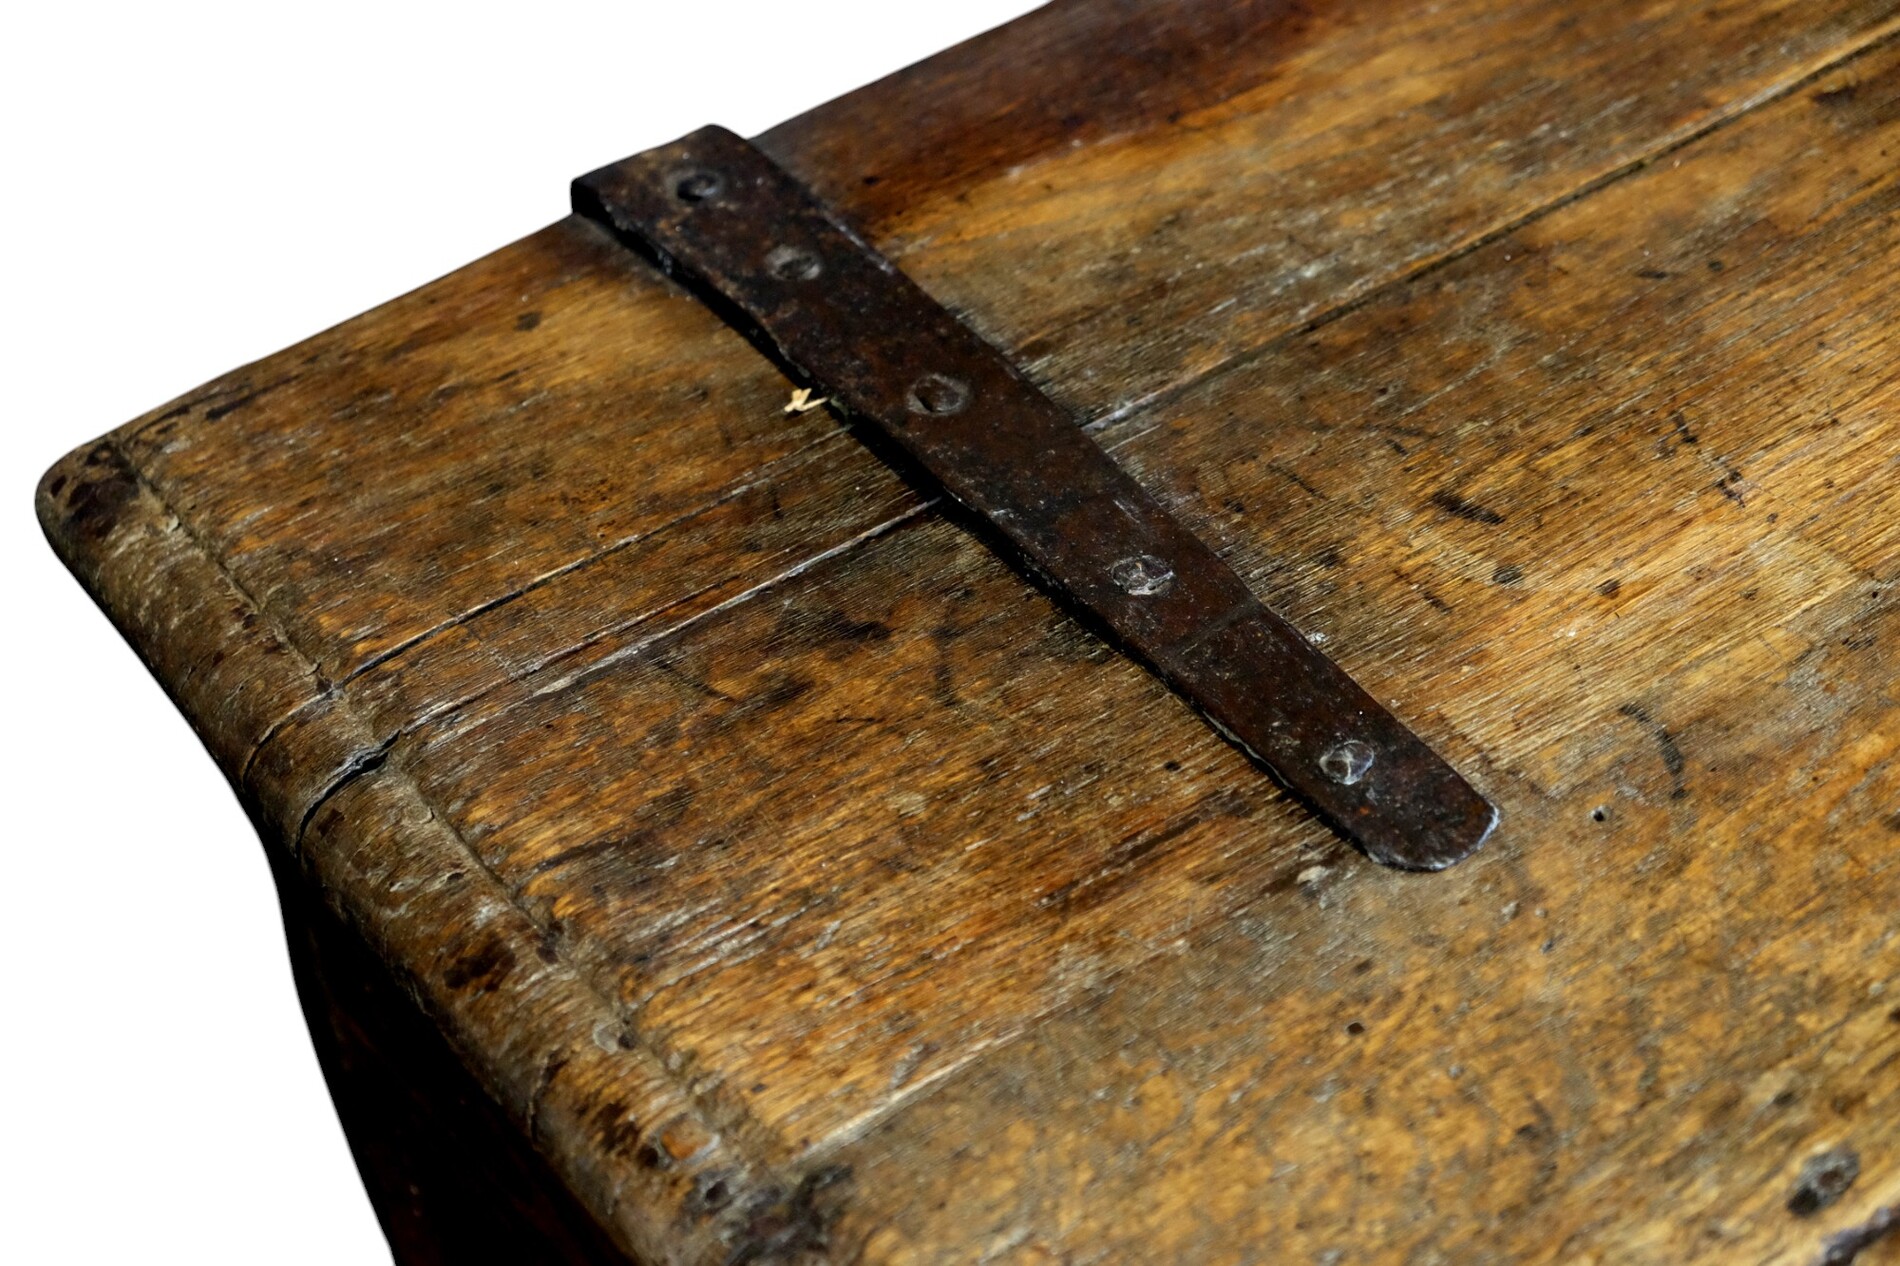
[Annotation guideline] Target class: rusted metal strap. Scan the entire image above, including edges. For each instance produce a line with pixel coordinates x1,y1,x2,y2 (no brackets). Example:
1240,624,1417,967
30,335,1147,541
573,126,1496,870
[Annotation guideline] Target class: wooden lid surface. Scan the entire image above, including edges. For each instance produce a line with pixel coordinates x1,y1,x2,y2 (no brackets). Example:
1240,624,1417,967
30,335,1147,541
38,1,1900,1261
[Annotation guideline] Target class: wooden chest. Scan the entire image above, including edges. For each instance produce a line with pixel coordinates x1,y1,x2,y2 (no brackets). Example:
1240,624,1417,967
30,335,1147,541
38,2,1900,1261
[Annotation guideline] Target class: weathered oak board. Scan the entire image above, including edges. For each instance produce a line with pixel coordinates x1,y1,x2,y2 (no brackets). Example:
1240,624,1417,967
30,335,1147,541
37,1,1900,1262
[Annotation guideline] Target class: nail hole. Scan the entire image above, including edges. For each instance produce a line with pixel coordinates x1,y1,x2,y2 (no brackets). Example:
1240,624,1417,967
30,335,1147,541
673,169,724,203
1591,807,1607,823
907,372,971,416
1109,554,1175,597
1788,1148,1860,1217
1345,1021,1366,1036
765,244,823,282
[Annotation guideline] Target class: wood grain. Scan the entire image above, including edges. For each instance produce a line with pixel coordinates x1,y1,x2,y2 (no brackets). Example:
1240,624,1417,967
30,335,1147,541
36,0,1900,1261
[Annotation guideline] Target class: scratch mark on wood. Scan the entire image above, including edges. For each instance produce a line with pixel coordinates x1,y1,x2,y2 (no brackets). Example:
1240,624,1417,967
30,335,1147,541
1618,703,1690,800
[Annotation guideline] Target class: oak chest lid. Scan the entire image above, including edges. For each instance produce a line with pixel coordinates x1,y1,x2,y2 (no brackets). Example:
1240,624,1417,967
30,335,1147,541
36,2,1900,1261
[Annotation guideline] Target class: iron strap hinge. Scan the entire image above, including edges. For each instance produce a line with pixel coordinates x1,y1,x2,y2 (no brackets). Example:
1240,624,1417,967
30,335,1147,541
573,125,1496,870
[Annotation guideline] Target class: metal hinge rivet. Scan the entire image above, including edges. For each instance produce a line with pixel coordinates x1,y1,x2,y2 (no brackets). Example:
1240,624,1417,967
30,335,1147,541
673,169,725,203
1320,740,1377,786
1109,555,1175,597
907,373,972,417
766,244,824,282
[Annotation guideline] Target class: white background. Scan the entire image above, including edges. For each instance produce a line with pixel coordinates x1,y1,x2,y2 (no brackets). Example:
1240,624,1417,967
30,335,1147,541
1,4,1039,1260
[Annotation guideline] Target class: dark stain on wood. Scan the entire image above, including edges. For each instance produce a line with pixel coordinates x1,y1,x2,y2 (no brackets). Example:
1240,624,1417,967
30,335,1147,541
724,1166,854,1266
45,442,139,547
443,933,517,996
589,1098,645,1162
1430,490,1507,525
763,0,1324,231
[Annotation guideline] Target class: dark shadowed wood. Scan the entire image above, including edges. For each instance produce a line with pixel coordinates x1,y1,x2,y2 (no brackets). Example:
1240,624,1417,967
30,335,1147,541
275,847,637,1264
36,1,1900,1262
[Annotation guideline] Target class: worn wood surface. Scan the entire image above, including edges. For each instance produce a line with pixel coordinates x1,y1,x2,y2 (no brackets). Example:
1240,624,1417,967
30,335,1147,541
36,1,1900,1261
275,843,636,1264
